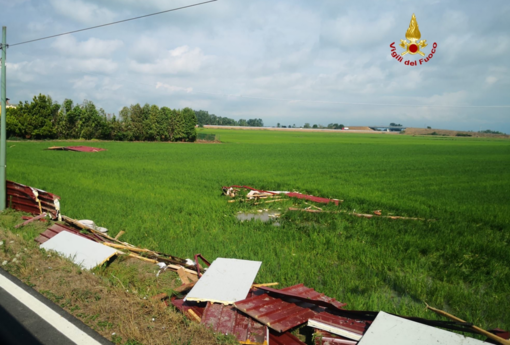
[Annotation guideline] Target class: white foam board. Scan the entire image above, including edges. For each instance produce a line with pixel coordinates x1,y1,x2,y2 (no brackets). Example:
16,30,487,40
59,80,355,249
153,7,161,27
40,231,117,270
358,311,487,345
185,258,262,305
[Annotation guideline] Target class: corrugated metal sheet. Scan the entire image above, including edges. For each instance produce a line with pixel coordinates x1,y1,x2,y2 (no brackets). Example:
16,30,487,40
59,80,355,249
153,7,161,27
35,224,98,244
234,285,349,333
172,295,307,345
258,284,347,310
234,290,325,333
7,180,60,218
202,301,267,344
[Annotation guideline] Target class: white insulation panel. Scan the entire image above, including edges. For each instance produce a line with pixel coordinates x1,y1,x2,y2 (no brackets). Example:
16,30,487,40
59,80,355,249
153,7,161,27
185,258,262,305
40,231,117,270
358,312,487,345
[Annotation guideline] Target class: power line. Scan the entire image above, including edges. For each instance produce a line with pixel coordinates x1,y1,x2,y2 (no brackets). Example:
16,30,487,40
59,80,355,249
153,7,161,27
10,0,217,47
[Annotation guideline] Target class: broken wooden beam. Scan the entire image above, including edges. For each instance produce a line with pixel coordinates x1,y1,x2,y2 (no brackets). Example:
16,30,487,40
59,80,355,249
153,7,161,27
426,304,510,345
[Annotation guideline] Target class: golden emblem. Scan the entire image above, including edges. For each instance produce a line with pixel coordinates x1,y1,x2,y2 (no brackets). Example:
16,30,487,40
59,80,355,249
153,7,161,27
400,14,427,56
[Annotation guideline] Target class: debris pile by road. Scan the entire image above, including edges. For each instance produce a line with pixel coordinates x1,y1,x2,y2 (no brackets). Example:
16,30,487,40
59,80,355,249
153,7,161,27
5,180,508,345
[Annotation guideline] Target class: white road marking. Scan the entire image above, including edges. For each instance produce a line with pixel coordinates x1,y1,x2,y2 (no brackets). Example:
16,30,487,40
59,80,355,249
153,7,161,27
0,273,102,345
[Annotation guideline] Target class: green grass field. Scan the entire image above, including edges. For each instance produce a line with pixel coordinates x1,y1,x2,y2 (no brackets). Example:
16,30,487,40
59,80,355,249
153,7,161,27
6,129,510,330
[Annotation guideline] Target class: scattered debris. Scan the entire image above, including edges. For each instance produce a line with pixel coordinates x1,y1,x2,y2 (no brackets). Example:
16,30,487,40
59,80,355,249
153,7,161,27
223,185,342,205
185,258,262,305
47,146,106,152
3,182,506,344
287,207,430,221
40,231,117,270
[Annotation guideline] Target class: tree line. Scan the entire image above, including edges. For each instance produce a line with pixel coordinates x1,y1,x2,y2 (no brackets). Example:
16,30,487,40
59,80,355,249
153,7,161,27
4,94,197,142
194,110,264,127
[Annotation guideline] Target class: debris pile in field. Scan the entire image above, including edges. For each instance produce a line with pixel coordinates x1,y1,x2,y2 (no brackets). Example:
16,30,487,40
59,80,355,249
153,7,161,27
224,185,432,221
6,180,508,345
47,146,106,152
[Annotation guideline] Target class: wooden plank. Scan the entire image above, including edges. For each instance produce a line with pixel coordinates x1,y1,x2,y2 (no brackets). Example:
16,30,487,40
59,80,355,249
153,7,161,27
177,267,191,285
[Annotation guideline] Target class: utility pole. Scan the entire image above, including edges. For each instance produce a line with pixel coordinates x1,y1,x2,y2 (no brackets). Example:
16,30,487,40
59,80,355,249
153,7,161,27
0,27,7,211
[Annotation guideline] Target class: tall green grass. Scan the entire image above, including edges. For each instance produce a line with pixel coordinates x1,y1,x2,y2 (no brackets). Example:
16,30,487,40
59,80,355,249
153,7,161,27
6,130,510,329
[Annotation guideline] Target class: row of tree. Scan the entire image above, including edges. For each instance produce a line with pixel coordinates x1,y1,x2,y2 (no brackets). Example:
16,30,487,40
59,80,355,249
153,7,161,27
5,94,197,142
194,110,264,127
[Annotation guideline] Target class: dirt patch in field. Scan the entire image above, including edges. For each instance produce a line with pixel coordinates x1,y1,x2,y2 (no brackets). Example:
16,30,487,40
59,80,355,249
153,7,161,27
404,127,509,138
0,213,235,345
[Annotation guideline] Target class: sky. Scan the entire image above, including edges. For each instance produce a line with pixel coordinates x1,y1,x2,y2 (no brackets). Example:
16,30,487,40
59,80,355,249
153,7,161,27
1,0,509,132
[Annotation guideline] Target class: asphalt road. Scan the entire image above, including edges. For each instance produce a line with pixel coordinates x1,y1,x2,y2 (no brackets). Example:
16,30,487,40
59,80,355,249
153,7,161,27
0,267,112,345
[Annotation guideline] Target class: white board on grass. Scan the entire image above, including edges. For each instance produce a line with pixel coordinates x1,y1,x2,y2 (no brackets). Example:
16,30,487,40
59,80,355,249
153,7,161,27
184,258,262,305
40,231,117,270
358,312,487,345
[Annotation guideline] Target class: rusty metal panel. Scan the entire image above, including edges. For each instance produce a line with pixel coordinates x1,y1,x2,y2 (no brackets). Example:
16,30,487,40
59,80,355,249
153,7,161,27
202,301,267,344
259,284,347,310
234,291,324,333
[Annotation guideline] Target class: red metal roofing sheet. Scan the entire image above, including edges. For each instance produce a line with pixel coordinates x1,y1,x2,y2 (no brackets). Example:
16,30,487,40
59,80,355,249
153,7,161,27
234,291,324,333
259,284,347,310
202,301,267,344
285,192,339,206
35,224,98,245
6,180,60,218
234,284,348,333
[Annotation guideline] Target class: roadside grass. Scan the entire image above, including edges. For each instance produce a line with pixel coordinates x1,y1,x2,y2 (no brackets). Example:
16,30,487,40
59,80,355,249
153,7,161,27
4,129,510,332
0,211,237,345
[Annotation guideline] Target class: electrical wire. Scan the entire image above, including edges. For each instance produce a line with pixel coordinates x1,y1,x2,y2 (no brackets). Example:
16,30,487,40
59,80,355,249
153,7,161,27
9,0,217,47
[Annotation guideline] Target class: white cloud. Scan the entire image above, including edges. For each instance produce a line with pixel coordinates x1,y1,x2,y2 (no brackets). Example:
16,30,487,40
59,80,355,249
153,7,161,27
51,36,124,58
486,76,498,85
49,0,116,24
155,82,192,93
129,46,211,75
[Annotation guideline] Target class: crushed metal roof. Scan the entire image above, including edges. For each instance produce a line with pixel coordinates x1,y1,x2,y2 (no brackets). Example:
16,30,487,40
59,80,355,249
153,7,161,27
47,146,106,152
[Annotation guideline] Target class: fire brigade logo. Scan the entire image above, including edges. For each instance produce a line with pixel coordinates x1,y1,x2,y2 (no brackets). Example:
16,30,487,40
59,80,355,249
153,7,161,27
390,13,437,66
400,14,427,56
